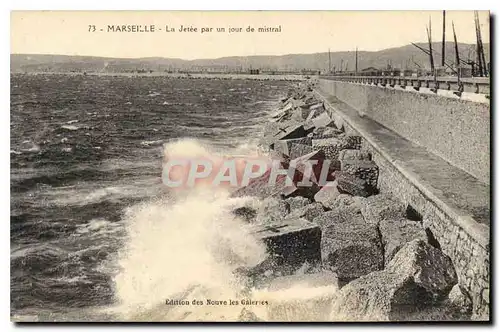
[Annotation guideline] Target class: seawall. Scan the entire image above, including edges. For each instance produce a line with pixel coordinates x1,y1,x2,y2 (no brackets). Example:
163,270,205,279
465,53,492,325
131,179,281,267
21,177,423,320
313,83,490,320
317,79,490,184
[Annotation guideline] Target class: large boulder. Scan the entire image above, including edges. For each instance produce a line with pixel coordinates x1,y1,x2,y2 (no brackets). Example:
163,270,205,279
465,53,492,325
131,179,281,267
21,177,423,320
354,194,406,226
289,150,336,189
269,123,309,150
288,202,326,222
260,120,302,148
446,284,473,317
312,127,343,139
273,137,312,157
330,271,434,321
272,106,304,123
313,207,364,229
312,137,351,160
289,143,314,160
386,239,458,301
246,217,322,277
341,134,362,149
231,160,315,199
281,183,320,200
319,217,383,282
285,196,311,212
304,105,327,123
256,197,290,225
339,149,371,161
314,192,362,215
336,171,375,197
230,169,288,199
313,182,341,209
379,218,428,263
299,102,323,120
304,112,334,131
340,159,379,188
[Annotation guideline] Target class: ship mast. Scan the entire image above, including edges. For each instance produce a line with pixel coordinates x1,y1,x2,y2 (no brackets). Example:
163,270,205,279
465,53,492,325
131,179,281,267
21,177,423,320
355,47,358,74
328,48,331,73
426,17,435,74
474,11,485,77
452,21,460,71
442,10,446,67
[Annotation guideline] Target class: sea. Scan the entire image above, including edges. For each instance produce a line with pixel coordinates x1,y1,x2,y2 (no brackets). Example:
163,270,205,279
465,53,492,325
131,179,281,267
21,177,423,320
10,73,304,321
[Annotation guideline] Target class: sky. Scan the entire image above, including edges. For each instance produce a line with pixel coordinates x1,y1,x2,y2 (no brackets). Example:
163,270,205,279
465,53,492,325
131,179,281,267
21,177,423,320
10,10,490,60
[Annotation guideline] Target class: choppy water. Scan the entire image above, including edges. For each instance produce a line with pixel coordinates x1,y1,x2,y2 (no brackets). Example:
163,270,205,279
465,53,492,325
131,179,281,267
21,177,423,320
10,74,292,321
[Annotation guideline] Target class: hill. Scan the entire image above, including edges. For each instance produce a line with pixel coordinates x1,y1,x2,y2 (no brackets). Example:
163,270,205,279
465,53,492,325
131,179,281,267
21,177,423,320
10,42,490,73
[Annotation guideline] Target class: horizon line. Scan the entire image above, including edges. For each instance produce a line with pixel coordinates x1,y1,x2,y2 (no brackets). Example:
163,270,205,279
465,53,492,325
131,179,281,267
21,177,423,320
10,40,486,62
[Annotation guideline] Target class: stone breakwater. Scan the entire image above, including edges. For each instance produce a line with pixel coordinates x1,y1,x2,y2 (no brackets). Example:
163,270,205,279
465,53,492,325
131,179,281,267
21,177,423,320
228,80,476,321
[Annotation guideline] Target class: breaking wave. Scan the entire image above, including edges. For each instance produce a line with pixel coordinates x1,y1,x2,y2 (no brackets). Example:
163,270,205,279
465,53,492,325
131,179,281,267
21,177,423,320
109,139,269,320
107,139,340,321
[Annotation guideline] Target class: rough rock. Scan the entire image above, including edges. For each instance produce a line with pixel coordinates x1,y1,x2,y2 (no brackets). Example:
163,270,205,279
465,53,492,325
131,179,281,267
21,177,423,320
248,217,322,275
273,137,312,156
310,102,323,109
284,196,311,211
379,218,428,263
232,161,312,199
340,159,379,188
330,271,434,321
386,239,458,301
289,150,336,188
312,127,343,139
311,138,346,160
304,106,327,122
342,134,362,149
283,98,306,110
329,193,358,210
288,202,326,222
447,284,473,316
260,120,301,148
339,149,371,161
306,102,324,111
289,143,314,160
256,197,290,224
230,169,287,199
276,108,306,124
336,171,375,197
320,217,383,282
311,134,361,161
304,112,334,131
270,123,308,148
299,107,313,120
313,206,364,229
313,182,341,209
281,183,320,200
354,194,406,226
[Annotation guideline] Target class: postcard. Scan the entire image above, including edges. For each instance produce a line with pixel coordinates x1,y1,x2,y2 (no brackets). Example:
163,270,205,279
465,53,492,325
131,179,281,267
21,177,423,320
10,10,491,322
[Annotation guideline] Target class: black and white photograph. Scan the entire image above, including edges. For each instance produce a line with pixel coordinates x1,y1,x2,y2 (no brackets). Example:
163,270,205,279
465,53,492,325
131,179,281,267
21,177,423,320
9,10,491,322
